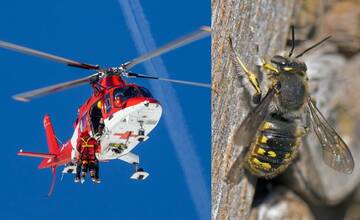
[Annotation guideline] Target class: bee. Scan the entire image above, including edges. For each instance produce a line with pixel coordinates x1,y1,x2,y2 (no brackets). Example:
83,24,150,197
226,26,354,183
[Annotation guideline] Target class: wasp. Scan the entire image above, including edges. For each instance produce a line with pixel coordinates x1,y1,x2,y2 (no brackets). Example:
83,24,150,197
226,26,354,182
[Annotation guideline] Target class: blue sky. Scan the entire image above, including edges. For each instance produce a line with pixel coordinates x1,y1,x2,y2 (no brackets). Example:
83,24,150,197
0,1,210,219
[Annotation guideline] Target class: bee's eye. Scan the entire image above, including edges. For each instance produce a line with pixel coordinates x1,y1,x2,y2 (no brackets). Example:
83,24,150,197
300,63,307,71
271,55,288,67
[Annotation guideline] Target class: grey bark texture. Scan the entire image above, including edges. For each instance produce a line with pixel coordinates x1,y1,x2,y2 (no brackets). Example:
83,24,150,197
212,1,296,219
212,0,360,220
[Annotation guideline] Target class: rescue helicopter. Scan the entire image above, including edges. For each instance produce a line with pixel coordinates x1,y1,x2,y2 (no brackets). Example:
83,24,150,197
0,26,211,195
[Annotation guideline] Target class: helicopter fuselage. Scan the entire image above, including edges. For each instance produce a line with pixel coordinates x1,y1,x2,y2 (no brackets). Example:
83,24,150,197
68,75,162,162
24,75,161,173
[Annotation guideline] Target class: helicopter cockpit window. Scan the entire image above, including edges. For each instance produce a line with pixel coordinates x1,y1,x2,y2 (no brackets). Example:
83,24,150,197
104,93,111,113
113,86,140,103
113,88,123,107
138,87,153,98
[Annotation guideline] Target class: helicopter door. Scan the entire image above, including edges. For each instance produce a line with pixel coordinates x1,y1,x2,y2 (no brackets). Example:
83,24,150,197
89,100,103,135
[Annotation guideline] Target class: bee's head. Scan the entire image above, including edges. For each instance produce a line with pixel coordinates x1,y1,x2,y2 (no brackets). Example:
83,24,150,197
268,25,330,76
270,55,307,74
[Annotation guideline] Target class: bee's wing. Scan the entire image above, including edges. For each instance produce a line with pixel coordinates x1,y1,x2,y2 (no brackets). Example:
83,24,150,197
307,98,354,174
225,88,276,184
233,87,276,147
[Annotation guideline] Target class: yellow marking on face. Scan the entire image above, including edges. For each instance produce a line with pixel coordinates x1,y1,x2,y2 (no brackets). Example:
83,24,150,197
263,63,279,73
283,67,293,71
257,148,266,155
268,151,276,157
262,122,272,130
259,135,268,144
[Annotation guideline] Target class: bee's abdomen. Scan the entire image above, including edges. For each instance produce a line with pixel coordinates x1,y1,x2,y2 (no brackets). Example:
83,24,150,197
247,116,299,178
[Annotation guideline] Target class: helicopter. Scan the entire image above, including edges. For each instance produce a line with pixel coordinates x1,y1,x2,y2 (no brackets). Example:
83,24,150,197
0,26,211,196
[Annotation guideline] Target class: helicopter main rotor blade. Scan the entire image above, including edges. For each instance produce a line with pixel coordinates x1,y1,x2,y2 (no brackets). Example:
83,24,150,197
123,26,211,70
127,72,211,88
0,40,100,70
13,74,97,102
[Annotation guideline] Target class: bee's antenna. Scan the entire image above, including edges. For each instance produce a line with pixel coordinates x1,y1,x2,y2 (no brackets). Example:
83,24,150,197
295,36,331,58
288,25,295,57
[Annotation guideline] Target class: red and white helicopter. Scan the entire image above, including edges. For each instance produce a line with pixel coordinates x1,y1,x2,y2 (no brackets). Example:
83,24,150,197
0,26,210,195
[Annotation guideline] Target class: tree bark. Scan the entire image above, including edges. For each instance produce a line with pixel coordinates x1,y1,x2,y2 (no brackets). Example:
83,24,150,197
212,1,296,219
212,0,360,219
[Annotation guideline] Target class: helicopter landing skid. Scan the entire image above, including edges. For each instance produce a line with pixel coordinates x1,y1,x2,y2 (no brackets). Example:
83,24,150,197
130,164,149,180
62,163,76,174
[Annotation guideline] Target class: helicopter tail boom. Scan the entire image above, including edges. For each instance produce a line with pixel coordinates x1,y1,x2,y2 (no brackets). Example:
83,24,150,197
17,151,56,159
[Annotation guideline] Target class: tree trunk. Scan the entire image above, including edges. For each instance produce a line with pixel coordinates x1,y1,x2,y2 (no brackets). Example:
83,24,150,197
212,1,296,219
212,0,360,219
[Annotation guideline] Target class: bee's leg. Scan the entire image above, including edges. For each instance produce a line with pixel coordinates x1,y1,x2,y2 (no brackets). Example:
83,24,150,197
228,37,262,104
236,58,262,104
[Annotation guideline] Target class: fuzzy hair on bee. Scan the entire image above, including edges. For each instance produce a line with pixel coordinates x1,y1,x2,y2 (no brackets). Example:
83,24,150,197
226,26,354,182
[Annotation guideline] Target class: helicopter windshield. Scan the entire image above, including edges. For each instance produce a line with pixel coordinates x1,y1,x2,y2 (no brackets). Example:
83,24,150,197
114,86,139,102
113,86,153,103
138,87,153,98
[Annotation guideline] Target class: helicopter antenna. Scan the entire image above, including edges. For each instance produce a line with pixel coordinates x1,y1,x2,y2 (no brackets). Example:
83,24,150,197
288,25,295,57
295,36,331,58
